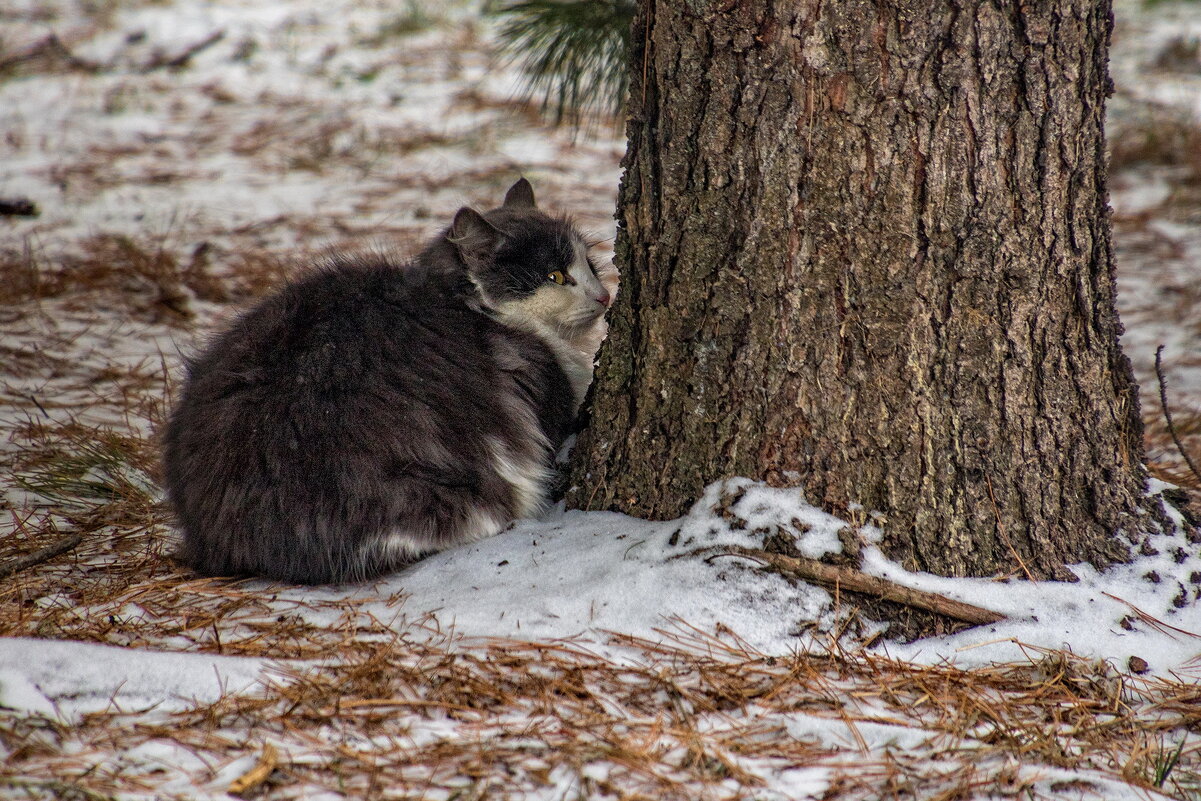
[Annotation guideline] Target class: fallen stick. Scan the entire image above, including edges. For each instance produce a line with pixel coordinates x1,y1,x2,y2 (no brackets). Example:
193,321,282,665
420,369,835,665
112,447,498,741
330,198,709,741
0,34,102,73
1155,345,1201,488
142,30,226,72
685,545,1006,626
0,531,83,581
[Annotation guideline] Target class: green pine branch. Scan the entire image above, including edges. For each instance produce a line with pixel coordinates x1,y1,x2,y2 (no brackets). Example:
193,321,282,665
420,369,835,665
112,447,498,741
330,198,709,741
487,0,636,126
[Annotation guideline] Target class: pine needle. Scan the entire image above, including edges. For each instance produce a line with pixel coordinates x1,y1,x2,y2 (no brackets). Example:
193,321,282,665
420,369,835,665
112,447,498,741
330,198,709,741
488,0,635,126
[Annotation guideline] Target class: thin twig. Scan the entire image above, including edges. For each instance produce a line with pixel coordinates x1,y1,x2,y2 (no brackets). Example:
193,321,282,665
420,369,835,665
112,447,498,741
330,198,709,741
141,30,226,72
1155,345,1201,486
0,531,83,580
682,545,1006,626
1102,591,1201,640
0,33,102,73
984,472,1034,581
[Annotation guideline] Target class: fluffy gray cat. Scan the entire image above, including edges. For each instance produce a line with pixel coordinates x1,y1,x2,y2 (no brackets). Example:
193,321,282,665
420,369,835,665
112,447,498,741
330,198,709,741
163,179,613,584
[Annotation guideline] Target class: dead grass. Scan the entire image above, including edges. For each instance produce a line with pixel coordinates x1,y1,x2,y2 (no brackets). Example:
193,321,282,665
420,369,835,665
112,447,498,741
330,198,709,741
0,33,103,81
1152,35,1201,74
1146,405,1201,493
1,406,1200,799
1143,350,1201,494
1,615,1199,799
358,1,441,46
1109,106,1201,178
188,244,291,303
0,234,293,319
230,107,477,175
0,235,188,319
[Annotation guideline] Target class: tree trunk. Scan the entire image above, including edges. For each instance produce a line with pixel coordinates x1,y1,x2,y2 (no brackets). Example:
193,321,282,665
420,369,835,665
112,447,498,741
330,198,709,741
568,0,1148,579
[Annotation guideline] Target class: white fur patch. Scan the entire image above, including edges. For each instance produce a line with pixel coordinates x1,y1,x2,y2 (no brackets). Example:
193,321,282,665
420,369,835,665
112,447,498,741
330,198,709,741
486,435,552,520
490,237,610,410
376,530,430,562
459,507,510,543
376,505,509,564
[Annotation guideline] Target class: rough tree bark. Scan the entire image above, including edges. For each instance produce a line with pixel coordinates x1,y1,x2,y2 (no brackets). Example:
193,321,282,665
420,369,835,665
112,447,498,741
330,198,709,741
568,0,1149,579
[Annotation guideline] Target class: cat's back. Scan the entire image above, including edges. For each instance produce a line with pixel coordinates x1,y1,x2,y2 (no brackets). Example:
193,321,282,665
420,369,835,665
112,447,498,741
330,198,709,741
167,255,531,499
186,258,478,403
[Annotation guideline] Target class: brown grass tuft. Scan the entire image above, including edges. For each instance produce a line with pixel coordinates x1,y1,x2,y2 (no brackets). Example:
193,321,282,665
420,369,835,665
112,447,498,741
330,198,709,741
0,235,188,320
1109,107,1201,179
0,235,295,319
1152,35,1201,75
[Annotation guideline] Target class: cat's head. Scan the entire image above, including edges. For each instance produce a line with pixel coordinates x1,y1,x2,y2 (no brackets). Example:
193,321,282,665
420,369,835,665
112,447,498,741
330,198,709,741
447,179,612,336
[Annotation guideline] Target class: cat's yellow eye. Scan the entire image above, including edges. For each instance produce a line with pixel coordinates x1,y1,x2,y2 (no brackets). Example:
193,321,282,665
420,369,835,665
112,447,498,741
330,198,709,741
547,270,567,285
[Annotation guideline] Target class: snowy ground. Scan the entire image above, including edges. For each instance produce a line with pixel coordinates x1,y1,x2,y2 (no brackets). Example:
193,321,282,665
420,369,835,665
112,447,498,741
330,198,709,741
2,0,1201,799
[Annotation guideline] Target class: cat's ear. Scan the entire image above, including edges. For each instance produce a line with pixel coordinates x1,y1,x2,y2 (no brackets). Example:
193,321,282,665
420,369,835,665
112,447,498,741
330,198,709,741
502,178,537,210
448,207,501,261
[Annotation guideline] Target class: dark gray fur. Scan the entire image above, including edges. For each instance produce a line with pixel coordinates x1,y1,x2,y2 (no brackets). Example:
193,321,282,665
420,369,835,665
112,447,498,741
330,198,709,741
163,181,588,584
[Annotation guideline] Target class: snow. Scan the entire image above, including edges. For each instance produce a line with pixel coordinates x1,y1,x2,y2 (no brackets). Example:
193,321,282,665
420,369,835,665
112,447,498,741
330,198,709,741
2,471,1194,798
0,637,265,717
347,476,1199,678
378,480,846,653
2,476,1197,713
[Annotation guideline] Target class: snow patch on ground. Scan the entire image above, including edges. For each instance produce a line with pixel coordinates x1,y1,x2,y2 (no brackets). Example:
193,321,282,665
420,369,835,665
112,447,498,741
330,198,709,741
6,476,1195,727
378,480,848,653
0,637,266,718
